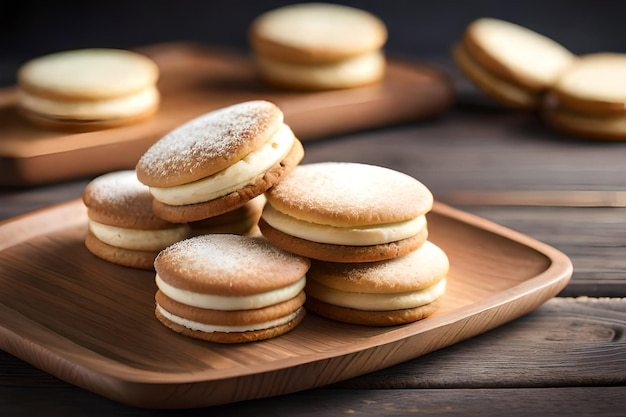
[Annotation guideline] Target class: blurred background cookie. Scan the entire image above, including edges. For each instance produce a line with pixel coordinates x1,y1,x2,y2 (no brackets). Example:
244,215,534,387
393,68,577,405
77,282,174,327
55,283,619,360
82,170,189,270
248,2,387,90
543,53,626,140
17,48,160,131
153,234,310,343
452,17,575,109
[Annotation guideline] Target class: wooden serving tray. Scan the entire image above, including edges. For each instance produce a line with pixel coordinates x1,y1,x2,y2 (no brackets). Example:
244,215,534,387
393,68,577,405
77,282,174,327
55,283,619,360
0,200,572,409
0,42,454,186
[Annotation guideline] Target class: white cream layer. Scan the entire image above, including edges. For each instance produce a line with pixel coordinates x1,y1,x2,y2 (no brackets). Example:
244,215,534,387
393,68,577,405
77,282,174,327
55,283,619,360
155,275,306,311
157,304,302,333
18,86,159,119
88,219,190,251
149,124,295,206
262,204,426,246
306,278,446,311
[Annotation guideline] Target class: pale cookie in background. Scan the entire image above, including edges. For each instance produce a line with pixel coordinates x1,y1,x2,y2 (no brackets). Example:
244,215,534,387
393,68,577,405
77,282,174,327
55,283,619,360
305,241,449,326
17,48,160,131
259,162,433,263
135,100,304,223
453,17,575,109
249,2,388,90
543,53,626,140
82,170,190,270
154,234,310,343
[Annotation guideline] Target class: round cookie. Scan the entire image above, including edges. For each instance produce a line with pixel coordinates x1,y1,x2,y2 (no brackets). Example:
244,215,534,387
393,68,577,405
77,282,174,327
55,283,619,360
17,48,160,131
153,234,310,343
249,2,387,90
82,170,190,270
305,241,449,326
259,162,433,263
135,100,304,223
543,53,626,140
453,18,575,109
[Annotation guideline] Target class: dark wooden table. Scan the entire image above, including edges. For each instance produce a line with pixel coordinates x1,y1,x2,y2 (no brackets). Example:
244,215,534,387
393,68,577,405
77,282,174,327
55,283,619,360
1,73,625,416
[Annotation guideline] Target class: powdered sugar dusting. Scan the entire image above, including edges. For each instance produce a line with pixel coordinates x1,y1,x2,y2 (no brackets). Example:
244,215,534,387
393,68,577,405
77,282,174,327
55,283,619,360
82,170,174,227
155,234,310,294
84,170,148,206
136,100,282,187
266,162,433,226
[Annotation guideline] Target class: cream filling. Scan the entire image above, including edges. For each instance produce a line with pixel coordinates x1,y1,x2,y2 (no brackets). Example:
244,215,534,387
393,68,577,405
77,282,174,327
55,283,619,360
256,50,385,88
18,86,159,119
262,204,426,246
155,275,306,311
88,219,190,251
149,124,295,206
156,304,302,333
306,278,446,311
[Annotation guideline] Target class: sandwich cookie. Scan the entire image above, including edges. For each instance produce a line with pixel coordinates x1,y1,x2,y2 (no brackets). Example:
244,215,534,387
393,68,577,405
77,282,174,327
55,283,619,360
305,241,449,326
259,162,432,263
249,2,387,90
136,100,304,223
17,48,160,131
82,170,190,270
543,53,626,140
188,195,266,237
452,18,575,109
154,234,310,343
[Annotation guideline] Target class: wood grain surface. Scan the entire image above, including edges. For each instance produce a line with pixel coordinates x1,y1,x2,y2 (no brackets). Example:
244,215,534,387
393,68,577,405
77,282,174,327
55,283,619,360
340,297,626,388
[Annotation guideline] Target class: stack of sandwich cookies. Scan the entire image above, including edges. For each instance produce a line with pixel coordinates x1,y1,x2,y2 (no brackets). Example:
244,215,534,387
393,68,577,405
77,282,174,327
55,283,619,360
543,53,626,140
259,162,432,263
305,241,449,326
154,234,310,343
82,170,190,270
259,162,447,326
17,48,160,131
136,100,304,223
453,18,575,109
249,2,387,90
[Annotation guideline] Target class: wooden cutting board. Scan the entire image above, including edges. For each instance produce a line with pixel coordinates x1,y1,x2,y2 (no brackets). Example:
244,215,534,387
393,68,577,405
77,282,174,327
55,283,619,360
0,42,454,186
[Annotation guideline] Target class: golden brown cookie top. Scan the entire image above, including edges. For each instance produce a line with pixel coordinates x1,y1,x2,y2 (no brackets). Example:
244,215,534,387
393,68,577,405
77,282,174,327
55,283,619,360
136,100,284,187
154,234,310,295
82,170,176,230
264,162,433,227
307,241,448,293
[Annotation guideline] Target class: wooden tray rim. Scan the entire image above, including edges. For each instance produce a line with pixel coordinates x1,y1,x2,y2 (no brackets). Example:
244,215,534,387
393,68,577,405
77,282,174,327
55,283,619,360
0,200,573,408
